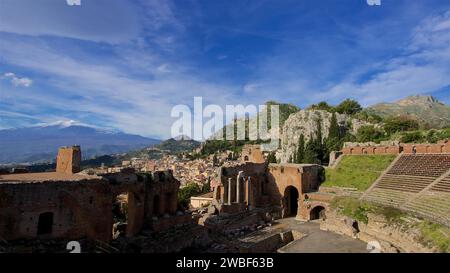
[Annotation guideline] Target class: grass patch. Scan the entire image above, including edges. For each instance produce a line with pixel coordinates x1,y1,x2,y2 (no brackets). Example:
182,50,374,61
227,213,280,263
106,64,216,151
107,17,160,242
331,196,405,225
330,196,376,224
323,155,396,191
418,221,450,253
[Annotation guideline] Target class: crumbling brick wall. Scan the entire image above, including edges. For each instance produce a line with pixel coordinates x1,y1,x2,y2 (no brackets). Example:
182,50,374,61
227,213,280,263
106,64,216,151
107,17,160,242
0,170,185,242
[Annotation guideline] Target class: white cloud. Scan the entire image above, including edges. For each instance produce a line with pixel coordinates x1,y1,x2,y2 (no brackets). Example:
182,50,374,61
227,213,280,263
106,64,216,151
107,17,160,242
325,11,450,106
157,63,171,73
1,72,33,87
0,0,140,43
0,37,242,139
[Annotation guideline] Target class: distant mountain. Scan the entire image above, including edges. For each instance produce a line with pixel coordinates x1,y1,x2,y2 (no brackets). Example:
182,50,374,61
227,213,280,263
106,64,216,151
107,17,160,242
366,95,450,129
0,123,160,164
156,137,201,153
122,137,201,160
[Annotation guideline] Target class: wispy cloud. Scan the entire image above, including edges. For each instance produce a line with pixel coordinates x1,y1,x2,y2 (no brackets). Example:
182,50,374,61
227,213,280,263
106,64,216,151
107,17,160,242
1,0,449,139
1,72,33,87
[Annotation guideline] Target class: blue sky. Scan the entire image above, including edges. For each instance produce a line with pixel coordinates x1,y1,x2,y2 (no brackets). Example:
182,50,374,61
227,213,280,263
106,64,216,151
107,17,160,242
1,0,450,139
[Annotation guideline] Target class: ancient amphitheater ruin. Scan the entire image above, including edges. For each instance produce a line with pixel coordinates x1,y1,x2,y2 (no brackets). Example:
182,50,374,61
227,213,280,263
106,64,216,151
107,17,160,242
0,141,449,253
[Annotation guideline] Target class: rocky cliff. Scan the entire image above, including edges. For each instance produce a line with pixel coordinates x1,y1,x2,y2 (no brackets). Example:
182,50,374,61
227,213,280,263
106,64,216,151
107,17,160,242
279,110,375,163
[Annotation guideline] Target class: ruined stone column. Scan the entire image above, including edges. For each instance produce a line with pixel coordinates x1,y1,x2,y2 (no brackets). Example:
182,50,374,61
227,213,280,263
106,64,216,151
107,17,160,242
236,171,243,203
227,178,232,205
213,183,219,200
247,176,252,208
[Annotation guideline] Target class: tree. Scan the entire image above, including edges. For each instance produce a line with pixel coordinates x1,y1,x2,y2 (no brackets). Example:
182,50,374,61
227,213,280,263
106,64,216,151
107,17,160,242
178,183,202,209
356,125,384,142
324,112,343,154
303,139,321,164
384,116,419,135
309,101,334,112
202,178,211,193
295,134,305,163
401,131,424,143
335,99,362,115
267,152,277,163
328,112,340,139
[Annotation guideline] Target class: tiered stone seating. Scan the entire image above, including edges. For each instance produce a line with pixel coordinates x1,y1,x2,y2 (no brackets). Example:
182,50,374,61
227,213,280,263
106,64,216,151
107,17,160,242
375,174,435,193
364,188,414,207
363,154,450,226
404,192,450,226
387,154,450,178
431,174,450,193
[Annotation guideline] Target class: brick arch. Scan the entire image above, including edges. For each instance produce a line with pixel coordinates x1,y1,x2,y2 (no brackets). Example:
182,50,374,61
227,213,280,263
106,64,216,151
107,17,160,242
283,185,299,218
297,200,329,221
309,205,326,220
112,191,143,237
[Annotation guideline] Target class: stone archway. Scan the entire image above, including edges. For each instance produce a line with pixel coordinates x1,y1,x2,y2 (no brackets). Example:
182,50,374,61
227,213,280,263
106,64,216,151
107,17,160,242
112,191,141,239
284,186,299,217
310,206,326,220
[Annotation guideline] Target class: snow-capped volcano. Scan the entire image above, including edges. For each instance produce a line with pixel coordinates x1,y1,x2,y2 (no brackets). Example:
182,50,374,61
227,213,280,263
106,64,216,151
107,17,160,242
0,123,160,164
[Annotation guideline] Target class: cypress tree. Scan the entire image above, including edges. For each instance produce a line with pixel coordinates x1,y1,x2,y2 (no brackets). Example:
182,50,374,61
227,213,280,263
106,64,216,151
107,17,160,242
296,134,305,163
328,112,340,139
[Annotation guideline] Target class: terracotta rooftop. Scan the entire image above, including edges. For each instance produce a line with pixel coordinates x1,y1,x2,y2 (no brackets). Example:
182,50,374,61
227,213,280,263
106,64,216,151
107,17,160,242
0,172,102,183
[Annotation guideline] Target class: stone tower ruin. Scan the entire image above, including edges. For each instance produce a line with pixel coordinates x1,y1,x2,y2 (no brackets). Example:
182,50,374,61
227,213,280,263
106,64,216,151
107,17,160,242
56,145,81,174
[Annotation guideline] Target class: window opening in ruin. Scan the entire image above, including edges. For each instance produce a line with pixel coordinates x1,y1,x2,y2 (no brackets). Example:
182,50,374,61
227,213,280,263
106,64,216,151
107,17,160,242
37,212,54,235
112,193,129,240
310,206,326,221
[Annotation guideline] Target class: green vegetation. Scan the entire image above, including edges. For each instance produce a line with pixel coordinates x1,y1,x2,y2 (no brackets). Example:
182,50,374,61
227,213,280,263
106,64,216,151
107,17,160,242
330,196,375,224
384,116,420,135
331,197,449,252
366,95,450,129
156,138,201,153
196,101,299,158
354,111,384,123
308,98,363,116
265,100,300,130
335,99,363,115
178,182,210,209
356,125,386,143
267,152,277,163
323,155,396,190
331,197,406,225
418,221,450,253
392,127,450,143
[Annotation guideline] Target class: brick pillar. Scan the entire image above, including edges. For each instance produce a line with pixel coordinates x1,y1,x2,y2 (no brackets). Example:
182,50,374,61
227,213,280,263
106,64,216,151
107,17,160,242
56,145,81,174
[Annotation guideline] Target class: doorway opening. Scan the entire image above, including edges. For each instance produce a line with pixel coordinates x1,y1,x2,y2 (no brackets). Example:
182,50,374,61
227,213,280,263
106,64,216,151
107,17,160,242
284,186,299,217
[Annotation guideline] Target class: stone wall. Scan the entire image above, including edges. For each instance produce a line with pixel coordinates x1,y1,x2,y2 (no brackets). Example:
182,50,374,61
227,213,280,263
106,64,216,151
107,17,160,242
0,169,186,243
341,140,450,155
320,210,438,253
0,178,111,241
